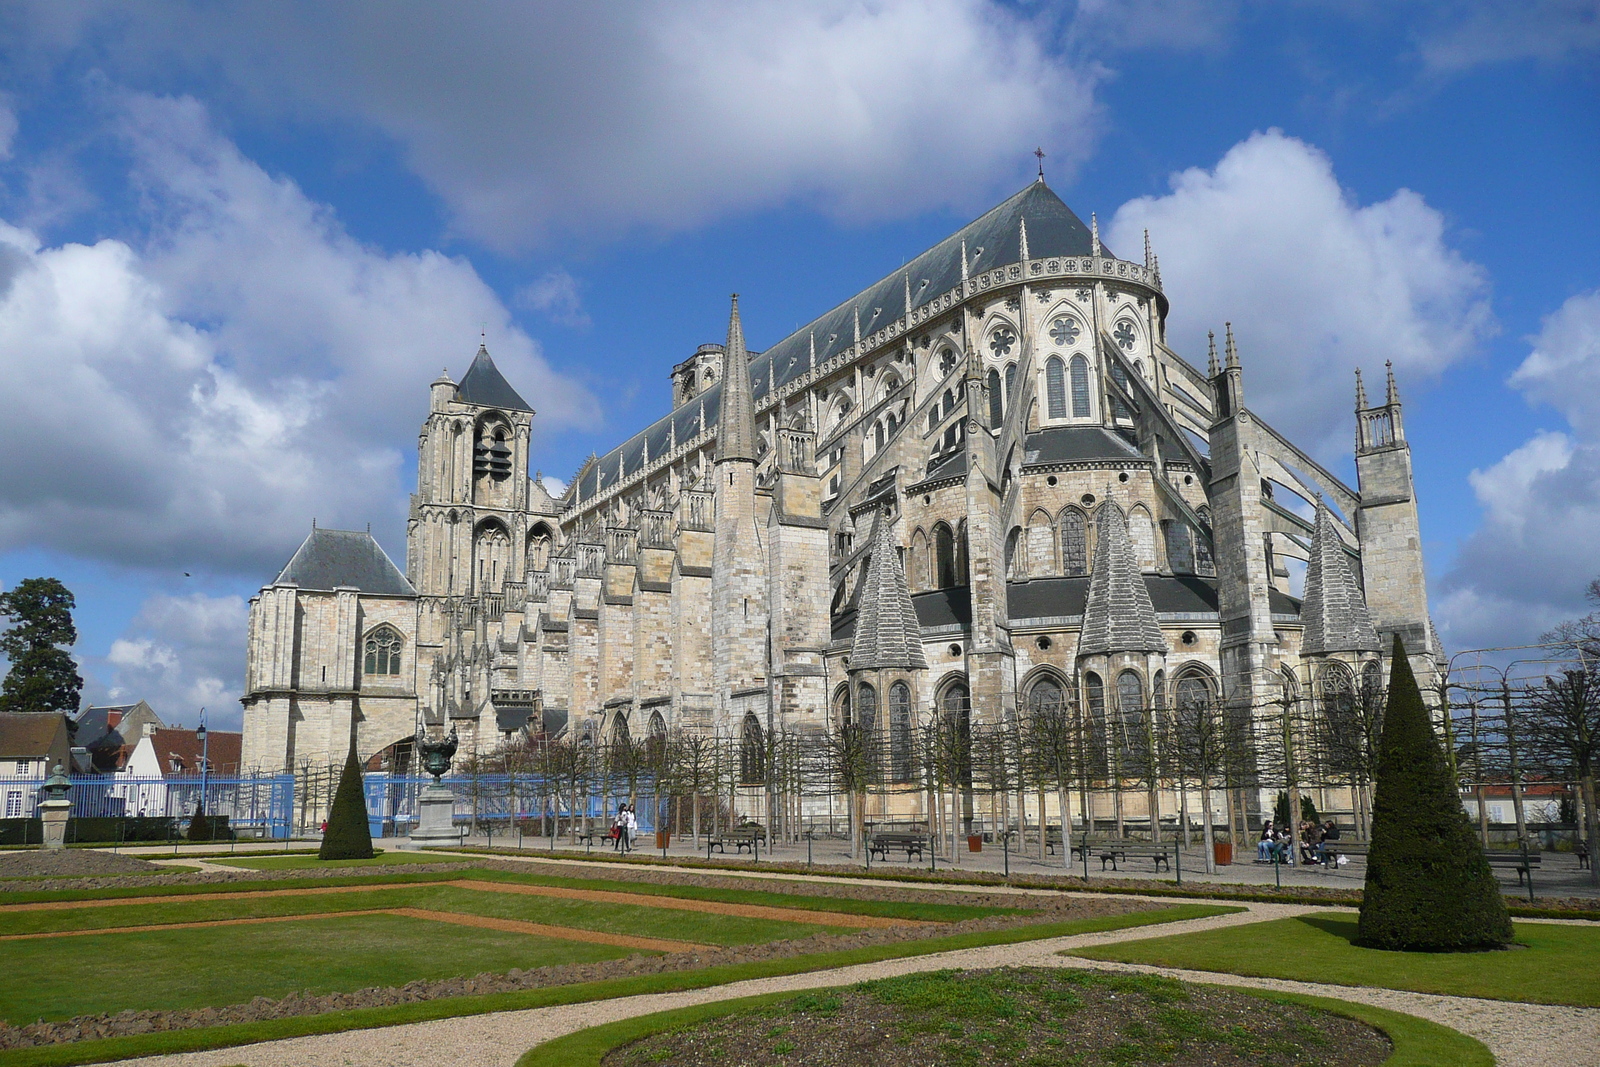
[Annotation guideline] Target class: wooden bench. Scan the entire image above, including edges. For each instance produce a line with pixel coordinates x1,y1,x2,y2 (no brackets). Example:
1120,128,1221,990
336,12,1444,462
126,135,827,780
707,825,766,855
868,831,928,862
1317,841,1365,867
1096,843,1172,872
1486,851,1542,885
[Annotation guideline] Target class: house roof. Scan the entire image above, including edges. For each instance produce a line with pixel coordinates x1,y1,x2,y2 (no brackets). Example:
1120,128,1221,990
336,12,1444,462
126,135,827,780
275,527,416,596
145,728,243,776
0,713,68,760
455,343,533,412
575,180,1107,504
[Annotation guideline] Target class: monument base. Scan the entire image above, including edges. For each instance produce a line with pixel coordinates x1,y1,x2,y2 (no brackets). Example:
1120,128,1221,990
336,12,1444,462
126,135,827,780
400,783,462,850
40,800,70,851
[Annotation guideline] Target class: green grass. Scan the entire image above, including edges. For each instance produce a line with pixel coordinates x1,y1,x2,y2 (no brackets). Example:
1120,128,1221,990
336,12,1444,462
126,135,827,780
1077,912,1600,1007
0,913,629,1024
516,971,1490,1067
0,903,1234,1066
220,852,468,869
0,883,847,946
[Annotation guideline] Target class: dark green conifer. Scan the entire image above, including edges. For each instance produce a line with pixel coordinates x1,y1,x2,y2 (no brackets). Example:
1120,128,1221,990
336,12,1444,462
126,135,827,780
319,743,375,860
1358,636,1512,950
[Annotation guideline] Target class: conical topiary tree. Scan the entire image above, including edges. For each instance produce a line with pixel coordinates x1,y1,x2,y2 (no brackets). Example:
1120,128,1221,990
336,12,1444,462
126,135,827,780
1358,636,1511,950
319,743,375,861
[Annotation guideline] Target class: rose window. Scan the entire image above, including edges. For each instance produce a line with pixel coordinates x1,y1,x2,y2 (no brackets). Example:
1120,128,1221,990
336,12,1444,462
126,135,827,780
1113,320,1137,350
1049,316,1080,346
988,326,1016,358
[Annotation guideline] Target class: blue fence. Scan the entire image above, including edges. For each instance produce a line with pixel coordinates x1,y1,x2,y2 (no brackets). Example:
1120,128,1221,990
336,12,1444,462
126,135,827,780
361,774,664,839
0,774,295,839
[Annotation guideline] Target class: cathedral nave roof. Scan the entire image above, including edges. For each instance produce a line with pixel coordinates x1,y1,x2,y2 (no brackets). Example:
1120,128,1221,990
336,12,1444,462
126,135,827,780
274,527,416,596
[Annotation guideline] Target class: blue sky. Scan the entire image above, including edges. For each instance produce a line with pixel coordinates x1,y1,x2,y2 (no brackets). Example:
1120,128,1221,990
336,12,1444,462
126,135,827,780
0,2,1595,729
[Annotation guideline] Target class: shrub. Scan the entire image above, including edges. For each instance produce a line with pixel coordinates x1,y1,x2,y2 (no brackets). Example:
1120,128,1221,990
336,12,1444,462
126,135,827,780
1358,636,1512,951
319,743,375,860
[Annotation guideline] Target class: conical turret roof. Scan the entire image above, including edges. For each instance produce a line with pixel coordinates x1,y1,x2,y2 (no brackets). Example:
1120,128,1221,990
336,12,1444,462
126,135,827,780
1078,498,1166,656
716,295,756,463
456,343,532,412
1301,500,1380,654
849,510,927,671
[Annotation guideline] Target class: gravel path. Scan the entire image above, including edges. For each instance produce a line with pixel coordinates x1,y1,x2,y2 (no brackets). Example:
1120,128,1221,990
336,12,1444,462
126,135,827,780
91,895,1600,1067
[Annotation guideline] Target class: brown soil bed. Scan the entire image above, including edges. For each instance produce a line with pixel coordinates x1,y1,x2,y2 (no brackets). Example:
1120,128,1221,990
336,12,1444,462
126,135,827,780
604,967,1391,1067
0,850,164,879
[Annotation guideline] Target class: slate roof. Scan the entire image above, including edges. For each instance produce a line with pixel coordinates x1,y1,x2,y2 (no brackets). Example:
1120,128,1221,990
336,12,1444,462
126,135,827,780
1300,500,1379,654
1078,500,1167,655
849,512,928,670
573,180,1106,504
456,344,533,413
716,296,757,463
275,527,416,596
1022,426,1143,467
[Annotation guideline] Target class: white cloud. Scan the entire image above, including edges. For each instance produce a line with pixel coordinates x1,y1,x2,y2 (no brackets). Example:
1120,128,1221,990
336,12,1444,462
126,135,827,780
1438,288,1600,649
517,269,590,329
1108,129,1493,460
1415,0,1600,73
17,1,1106,250
0,92,597,576
95,592,248,728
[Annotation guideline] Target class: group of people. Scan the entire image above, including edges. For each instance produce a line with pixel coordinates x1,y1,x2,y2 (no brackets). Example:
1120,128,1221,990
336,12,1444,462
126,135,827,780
610,804,639,853
1256,819,1341,865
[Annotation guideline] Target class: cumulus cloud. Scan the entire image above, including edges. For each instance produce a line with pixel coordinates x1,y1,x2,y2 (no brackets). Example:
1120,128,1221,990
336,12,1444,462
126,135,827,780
1108,129,1493,460
11,1,1105,250
1438,288,1600,649
517,269,590,329
92,592,249,728
0,92,597,576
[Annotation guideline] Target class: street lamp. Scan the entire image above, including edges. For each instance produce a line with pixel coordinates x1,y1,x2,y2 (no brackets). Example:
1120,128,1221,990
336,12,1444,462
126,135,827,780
196,710,210,839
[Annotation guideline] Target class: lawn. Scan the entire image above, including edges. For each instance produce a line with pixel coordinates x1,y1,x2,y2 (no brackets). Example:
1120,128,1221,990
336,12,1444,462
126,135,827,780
220,852,466,869
0,913,629,1024
1076,912,1600,1007
0,883,848,946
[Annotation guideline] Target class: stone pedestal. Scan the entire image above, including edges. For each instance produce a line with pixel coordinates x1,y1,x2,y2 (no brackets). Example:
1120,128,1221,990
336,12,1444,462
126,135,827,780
40,799,70,851
400,783,462,849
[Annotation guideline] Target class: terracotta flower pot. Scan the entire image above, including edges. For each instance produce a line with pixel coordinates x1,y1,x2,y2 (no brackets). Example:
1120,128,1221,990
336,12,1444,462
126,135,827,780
1213,841,1233,866
967,834,983,852
656,831,671,849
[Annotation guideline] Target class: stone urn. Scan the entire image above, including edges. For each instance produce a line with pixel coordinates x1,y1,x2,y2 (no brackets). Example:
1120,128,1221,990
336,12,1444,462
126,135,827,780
403,728,463,850
39,765,71,851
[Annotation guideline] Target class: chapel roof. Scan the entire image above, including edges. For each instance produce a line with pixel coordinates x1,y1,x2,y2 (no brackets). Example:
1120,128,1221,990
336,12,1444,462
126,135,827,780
274,527,417,597
1300,500,1380,655
1078,499,1168,656
572,180,1107,504
848,511,928,671
456,344,533,413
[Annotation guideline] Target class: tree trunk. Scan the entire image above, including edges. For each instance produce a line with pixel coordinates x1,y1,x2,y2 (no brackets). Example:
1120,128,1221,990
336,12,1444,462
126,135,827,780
1200,777,1216,874
1582,772,1600,887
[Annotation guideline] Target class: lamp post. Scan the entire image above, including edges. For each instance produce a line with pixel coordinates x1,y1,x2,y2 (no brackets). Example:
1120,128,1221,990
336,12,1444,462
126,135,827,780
196,710,210,840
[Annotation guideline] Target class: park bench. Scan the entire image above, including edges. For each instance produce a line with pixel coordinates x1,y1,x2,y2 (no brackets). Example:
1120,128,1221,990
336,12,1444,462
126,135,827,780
1045,831,1102,861
1096,843,1172,872
1316,841,1366,867
573,827,600,846
1486,850,1542,885
868,831,928,862
707,824,766,855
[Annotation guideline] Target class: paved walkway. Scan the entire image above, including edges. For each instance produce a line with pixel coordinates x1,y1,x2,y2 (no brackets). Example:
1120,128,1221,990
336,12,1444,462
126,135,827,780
110,900,1600,1067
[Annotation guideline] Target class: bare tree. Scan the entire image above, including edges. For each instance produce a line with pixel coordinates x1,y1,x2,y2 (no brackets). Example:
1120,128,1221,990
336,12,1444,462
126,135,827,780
1525,662,1600,885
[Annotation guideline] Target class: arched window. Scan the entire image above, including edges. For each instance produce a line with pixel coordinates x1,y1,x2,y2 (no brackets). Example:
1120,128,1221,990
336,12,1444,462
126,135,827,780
1061,508,1087,576
1070,355,1091,418
474,520,511,594
1004,526,1023,580
1152,670,1166,712
1129,509,1156,571
909,528,929,592
942,389,957,419
1320,663,1358,739
934,523,957,589
363,626,403,677
610,712,631,748
1174,671,1212,711
1028,677,1064,716
527,523,554,576
987,367,1003,426
739,713,765,784
1361,660,1382,702
856,683,878,736
1028,509,1055,577
1004,363,1017,407
1084,672,1108,776
833,683,852,727
1045,356,1067,419
940,681,972,785
889,682,914,781
874,419,886,451
1116,669,1149,768
647,710,667,758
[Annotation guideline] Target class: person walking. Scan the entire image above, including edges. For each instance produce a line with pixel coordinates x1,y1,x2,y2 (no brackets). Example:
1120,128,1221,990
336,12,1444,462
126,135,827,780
622,804,638,853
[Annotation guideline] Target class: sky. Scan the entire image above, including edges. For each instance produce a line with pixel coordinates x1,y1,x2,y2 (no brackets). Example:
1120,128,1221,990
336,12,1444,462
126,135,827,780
0,1,1595,731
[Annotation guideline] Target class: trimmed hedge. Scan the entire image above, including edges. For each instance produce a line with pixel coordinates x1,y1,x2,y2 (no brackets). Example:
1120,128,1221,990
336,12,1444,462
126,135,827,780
1359,637,1513,951
318,745,374,861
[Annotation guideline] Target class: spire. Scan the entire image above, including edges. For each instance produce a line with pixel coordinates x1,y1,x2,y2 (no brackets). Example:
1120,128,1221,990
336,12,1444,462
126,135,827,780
1152,253,1161,289
1385,359,1399,405
716,294,756,463
1355,367,1368,410
1224,322,1239,368
1143,229,1152,270
1019,216,1030,263
960,239,970,285
849,509,927,671
1207,331,1219,377
1301,499,1381,655
1091,212,1101,257
1078,498,1166,656
455,342,533,412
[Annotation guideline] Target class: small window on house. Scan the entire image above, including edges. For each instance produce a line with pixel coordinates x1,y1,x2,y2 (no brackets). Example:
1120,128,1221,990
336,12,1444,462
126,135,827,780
364,627,403,677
